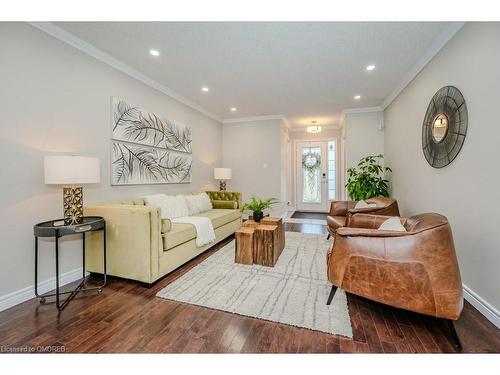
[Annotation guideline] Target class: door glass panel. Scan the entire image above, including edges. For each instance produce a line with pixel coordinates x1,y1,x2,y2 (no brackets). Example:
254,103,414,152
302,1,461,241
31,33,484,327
327,141,336,200
302,147,321,203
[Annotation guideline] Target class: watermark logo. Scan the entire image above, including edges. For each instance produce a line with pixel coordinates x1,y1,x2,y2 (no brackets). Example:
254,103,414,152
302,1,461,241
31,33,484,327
1,345,66,353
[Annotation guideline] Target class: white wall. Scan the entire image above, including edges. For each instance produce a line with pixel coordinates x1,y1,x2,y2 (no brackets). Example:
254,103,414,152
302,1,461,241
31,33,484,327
222,119,285,215
344,111,384,170
384,22,500,323
0,23,222,307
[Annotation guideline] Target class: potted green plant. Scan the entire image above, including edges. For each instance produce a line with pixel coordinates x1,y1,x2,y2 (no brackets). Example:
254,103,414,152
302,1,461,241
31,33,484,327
346,154,392,200
241,196,279,222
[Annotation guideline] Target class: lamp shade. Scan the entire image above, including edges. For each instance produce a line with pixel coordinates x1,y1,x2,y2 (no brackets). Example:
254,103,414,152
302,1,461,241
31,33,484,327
214,168,232,180
44,156,100,185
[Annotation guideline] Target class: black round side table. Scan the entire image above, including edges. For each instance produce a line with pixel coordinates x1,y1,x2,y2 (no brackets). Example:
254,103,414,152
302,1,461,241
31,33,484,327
34,216,107,311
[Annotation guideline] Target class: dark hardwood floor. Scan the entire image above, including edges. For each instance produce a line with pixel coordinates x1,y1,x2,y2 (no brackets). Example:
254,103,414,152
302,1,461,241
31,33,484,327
291,211,328,220
0,222,499,353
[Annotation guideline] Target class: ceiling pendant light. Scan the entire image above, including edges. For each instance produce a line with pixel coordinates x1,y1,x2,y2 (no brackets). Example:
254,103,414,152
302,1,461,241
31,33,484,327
307,120,322,134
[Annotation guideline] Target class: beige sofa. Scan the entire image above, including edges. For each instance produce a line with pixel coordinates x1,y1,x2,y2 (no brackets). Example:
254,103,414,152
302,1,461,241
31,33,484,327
83,191,242,286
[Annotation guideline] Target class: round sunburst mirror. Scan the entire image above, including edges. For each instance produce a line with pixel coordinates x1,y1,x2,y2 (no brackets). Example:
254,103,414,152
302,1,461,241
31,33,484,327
422,86,468,168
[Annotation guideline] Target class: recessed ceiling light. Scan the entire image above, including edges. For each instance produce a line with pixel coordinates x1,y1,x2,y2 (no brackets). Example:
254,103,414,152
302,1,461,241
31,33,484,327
201,87,209,92
366,65,376,71
230,107,237,112
354,95,361,100
149,49,160,56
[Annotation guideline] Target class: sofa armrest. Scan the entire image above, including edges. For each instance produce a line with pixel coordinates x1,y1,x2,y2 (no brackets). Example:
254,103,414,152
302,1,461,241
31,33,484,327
162,218,172,233
206,191,242,209
83,204,162,283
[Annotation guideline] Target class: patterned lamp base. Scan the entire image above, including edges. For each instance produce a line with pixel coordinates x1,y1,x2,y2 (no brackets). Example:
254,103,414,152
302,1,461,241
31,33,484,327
219,180,227,191
63,186,83,225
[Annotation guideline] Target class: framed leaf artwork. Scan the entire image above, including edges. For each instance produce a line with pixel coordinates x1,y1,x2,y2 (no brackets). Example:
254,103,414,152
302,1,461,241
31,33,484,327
110,97,193,185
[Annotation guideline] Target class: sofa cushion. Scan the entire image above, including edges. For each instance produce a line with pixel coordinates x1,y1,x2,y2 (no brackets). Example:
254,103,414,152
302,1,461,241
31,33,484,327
162,223,196,250
185,193,213,215
144,194,189,219
196,209,241,229
206,191,241,208
211,200,238,209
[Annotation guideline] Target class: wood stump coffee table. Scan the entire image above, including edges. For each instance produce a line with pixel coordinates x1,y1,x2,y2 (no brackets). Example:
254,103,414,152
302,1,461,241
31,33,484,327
235,217,285,267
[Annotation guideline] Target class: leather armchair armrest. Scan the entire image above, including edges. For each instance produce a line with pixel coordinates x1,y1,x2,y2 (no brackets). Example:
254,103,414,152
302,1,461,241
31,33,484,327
329,200,356,216
336,227,410,238
347,206,382,215
345,206,396,226
348,214,405,229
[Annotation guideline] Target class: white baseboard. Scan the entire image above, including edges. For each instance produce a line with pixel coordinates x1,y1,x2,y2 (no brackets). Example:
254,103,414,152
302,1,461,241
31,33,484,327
463,284,500,328
0,267,84,312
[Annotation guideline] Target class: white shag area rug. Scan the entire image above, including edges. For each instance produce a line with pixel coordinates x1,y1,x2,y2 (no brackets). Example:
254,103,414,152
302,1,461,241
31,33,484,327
156,231,352,337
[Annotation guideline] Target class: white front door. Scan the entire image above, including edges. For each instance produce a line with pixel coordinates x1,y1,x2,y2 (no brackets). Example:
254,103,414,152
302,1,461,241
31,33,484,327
295,140,336,212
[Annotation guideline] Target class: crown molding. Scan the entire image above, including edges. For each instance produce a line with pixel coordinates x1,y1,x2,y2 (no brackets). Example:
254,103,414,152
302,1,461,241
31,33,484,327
381,22,466,109
289,124,341,132
281,116,291,129
342,106,383,115
222,114,288,124
29,22,221,123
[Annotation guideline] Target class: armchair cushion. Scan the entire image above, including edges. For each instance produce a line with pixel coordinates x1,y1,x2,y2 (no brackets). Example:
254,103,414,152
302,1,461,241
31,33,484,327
378,216,406,232
354,200,377,209
348,213,405,229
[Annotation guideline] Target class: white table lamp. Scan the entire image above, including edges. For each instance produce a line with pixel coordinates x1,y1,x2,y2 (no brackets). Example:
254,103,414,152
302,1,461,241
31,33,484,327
44,156,100,224
214,168,232,191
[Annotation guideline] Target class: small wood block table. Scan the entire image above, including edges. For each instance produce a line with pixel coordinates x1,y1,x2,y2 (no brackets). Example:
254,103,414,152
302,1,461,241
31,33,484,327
235,217,285,267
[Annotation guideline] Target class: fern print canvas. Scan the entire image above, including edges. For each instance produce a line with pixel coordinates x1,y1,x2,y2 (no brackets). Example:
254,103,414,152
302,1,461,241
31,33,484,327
112,142,192,185
110,98,193,185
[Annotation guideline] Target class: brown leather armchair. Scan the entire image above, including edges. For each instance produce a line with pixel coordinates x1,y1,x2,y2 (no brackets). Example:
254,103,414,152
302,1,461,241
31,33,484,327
326,212,463,348
326,196,400,239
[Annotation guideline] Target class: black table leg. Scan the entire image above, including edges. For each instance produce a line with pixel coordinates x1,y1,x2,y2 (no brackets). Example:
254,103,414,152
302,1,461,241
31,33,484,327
102,224,107,289
55,235,60,309
326,285,337,305
444,319,462,350
34,236,45,303
82,232,86,279
34,222,106,311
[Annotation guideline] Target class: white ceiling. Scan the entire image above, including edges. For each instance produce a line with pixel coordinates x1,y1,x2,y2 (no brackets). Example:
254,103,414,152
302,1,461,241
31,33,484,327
54,22,456,128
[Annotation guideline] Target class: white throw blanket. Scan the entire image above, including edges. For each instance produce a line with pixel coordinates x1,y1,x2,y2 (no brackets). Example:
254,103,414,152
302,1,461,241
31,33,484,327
171,216,216,247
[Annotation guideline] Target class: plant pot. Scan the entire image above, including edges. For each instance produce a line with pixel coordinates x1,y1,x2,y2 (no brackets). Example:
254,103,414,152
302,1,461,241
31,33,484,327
253,211,264,222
